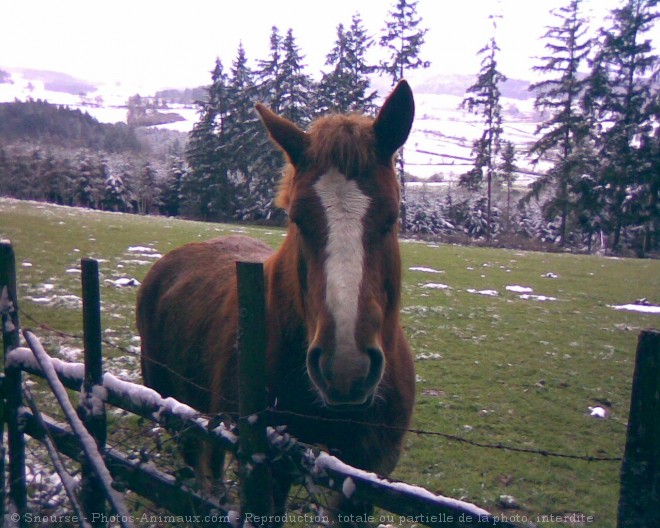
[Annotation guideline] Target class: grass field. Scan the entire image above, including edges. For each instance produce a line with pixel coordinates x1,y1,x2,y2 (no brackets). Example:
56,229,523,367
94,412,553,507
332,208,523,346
1,197,659,527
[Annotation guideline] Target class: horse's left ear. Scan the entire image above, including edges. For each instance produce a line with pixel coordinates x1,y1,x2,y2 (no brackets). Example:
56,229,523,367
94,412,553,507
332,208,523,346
256,103,309,167
373,80,415,159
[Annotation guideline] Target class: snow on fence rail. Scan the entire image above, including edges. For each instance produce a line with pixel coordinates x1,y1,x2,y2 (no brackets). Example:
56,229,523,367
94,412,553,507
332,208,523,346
1,240,658,528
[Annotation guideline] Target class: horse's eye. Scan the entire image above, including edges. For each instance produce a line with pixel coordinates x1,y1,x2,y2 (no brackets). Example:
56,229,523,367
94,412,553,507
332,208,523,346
292,217,311,238
382,214,399,235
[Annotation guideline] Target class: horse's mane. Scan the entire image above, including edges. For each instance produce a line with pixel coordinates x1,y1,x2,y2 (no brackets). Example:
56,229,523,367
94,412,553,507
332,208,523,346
276,113,376,210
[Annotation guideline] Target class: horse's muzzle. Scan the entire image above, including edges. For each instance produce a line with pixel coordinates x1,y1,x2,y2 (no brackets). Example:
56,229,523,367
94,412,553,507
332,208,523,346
307,346,384,408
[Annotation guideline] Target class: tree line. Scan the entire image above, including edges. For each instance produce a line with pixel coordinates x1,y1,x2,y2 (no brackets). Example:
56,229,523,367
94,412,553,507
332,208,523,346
183,0,658,254
182,0,429,222
456,0,658,255
0,100,186,215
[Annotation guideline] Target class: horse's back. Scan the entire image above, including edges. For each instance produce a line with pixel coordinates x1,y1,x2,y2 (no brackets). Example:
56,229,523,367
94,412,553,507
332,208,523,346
137,235,273,413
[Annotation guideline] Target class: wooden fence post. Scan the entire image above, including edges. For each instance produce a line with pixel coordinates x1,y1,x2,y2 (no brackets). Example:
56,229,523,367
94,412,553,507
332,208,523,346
617,329,660,528
79,258,108,527
0,241,27,525
236,261,271,526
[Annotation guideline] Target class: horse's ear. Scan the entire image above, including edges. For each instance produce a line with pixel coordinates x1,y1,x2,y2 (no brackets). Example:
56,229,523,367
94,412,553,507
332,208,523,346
256,103,308,167
373,80,415,159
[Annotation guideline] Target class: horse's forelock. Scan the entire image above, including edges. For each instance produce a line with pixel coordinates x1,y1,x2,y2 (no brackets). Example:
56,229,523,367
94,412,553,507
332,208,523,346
307,114,376,179
275,113,377,212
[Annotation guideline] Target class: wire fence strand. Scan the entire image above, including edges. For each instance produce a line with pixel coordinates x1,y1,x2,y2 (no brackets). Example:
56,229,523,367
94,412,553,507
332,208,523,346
20,308,624,463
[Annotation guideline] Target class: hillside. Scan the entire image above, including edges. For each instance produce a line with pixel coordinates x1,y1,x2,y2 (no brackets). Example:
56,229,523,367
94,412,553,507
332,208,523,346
0,67,545,183
0,99,140,152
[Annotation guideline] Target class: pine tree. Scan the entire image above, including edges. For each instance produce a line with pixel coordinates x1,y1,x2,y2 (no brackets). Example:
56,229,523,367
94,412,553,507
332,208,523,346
460,18,507,238
244,30,315,222
499,140,518,235
184,58,230,219
378,0,430,231
223,42,274,221
584,0,659,252
161,155,186,217
255,26,285,112
279,29,315,126
318,14,377,115
75,153,105,209
252,26,294,221
102,170,131,212
135,162,160,214
528,0,592,246
379,0,430,84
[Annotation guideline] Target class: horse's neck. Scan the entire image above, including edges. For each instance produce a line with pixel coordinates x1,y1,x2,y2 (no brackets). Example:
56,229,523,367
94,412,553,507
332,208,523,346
264,229,306,327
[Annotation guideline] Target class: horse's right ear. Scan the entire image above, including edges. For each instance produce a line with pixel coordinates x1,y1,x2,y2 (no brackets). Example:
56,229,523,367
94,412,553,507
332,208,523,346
256,104,308,167
373,80,415,160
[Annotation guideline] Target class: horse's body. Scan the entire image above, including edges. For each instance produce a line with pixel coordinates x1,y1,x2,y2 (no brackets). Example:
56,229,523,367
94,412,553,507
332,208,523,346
137,81,416,520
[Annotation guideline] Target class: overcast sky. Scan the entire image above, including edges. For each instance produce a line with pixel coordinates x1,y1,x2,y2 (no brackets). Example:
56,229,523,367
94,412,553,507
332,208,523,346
2,0,658,92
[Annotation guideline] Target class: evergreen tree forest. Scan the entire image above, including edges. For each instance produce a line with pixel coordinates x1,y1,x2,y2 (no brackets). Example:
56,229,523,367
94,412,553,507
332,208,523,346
437,0,659,256
0,0,658,256
0,99,187,213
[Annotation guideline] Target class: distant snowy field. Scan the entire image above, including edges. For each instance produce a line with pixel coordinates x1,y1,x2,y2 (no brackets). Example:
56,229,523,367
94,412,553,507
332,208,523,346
0,71,544,183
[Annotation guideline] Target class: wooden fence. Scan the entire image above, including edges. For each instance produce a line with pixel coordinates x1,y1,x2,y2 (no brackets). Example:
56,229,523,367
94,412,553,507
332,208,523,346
0,240,658,528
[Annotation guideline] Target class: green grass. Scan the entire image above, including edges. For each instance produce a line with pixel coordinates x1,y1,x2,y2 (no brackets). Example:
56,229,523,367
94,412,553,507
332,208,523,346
2,197,659,527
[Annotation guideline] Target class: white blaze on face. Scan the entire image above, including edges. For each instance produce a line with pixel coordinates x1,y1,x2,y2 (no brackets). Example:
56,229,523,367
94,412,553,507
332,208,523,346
313,168,370,357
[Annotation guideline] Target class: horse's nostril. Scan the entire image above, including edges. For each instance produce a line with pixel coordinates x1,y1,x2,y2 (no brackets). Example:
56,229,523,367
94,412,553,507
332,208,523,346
307,346,329,389
365,347,385,387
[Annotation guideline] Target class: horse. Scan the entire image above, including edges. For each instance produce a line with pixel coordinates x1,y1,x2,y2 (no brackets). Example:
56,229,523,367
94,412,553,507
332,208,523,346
137,80,416,522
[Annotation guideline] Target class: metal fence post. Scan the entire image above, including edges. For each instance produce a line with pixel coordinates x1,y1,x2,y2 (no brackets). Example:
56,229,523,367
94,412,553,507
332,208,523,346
617,329,660,528
0,241,27,525
236,261,271,526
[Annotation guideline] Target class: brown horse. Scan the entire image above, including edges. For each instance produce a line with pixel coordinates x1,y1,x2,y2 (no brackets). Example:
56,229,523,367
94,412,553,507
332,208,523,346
137,80,416,520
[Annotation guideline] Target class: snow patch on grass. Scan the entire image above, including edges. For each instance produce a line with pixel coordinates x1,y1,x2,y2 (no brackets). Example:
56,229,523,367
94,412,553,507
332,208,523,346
421,282,451,290
610,303,660,314
506,285,533,293
409,266,444,274
520,294,557,302
466,288,499,297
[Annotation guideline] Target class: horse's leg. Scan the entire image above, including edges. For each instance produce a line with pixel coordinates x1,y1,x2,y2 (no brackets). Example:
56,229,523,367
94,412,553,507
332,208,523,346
196,442,227,501
271,474,292,527
181,432,228,501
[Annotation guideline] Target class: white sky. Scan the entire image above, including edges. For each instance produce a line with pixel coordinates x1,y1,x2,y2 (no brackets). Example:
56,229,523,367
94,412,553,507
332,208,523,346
1,0,657,92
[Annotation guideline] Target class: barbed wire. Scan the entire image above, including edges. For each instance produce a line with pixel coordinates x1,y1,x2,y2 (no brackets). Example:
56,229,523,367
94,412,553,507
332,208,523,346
18,308,623,463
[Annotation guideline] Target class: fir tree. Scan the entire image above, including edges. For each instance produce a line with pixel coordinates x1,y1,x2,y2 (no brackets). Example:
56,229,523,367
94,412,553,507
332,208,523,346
379,0,430,231
584,0,659,251
499,140,518,235
184,58,230,219
460,18,507,238
135,162,160,214
240,30,315,221
279,29,315,126
161,155,186,217
255,26,285,112
223,42,258,218
318,14,377,114
251,26,293,221
75,153,105,209
379,0,430,84
528,0,592,246
103,170,131,212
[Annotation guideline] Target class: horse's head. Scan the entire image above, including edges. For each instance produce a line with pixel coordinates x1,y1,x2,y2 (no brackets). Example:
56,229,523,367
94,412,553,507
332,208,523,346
257,81,414,410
